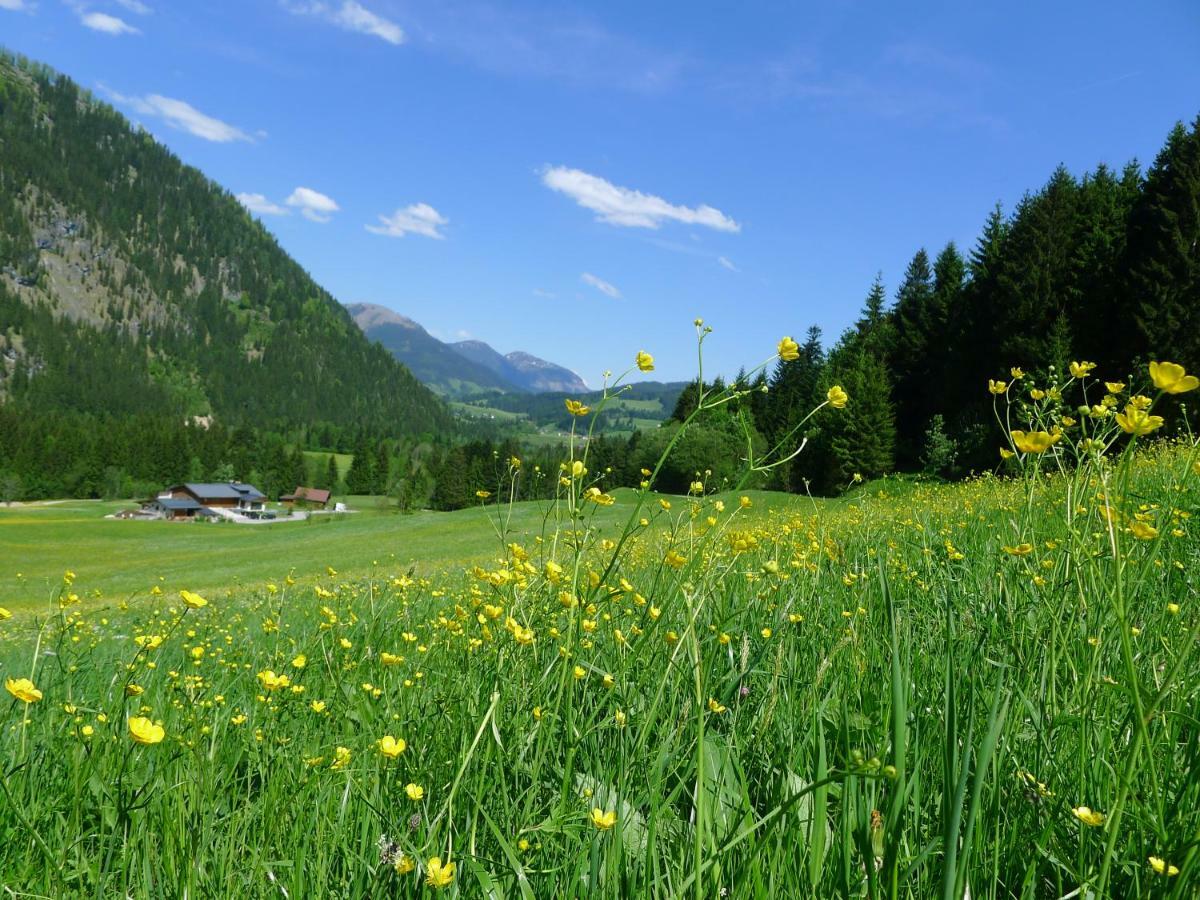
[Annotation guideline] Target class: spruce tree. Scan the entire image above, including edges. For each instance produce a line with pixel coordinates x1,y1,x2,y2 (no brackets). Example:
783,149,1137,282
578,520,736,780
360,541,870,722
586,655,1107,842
824,348,896,488
1123,118,1200,372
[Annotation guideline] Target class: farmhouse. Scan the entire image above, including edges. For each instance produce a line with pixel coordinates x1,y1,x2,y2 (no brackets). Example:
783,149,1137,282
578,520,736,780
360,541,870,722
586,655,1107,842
280,486,331,509
140,482,267,520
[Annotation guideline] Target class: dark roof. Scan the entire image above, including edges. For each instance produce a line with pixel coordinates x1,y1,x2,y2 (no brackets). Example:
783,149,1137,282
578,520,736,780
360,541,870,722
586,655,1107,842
147,497,201,510
167,482,265,501
282,486,331,504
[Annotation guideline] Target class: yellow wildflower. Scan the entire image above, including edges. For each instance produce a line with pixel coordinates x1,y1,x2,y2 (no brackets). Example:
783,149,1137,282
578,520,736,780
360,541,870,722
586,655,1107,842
378,736,407,758
128,716,165,745
636,350,655,372
1149,361,1199,394
777,336,800,361
425,856,455,889
1010,430,1060,454
5,677,42,704
179,590,207,610
827,385,848,408
590,808,617,830
1071,806,1105,826
1149,856,1180,876
1116,405,1163,436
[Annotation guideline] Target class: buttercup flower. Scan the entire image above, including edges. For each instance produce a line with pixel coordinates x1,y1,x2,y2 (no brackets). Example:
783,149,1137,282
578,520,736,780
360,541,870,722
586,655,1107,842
425,856,455,889
564,399,591,417
5,677,42,704
590,808,617,830
1116,405,1164,436
777,336,800,361
1149,856,1180,876
378,735,407,758
128,716,165,745
827,385,848,408
1071,806,1105,827
636,350,655,372
1149,361,1198,394
1010,430,1061,454
179,590,207,609
405,783,424,801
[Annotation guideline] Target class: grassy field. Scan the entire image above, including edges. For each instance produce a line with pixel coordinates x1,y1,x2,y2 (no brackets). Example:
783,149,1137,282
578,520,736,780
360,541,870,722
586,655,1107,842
302,450,353,481
0,490,809,612
2,369,1199,897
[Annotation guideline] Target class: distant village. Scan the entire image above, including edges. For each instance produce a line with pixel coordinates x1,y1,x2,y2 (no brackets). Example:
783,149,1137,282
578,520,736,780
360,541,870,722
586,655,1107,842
114,483,345,523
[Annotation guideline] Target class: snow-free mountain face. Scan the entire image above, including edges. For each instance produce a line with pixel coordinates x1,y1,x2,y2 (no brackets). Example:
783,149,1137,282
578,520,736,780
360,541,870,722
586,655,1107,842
347,303,588,397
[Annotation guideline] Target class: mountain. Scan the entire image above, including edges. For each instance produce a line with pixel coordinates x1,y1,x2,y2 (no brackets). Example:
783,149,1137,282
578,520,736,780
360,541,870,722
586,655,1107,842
450,341,588,394
0,51,451,437
345,303,514,396
348,302,588,396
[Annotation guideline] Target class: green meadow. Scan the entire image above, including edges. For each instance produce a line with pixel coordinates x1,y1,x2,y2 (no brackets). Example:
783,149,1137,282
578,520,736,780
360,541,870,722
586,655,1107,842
0,490,808,612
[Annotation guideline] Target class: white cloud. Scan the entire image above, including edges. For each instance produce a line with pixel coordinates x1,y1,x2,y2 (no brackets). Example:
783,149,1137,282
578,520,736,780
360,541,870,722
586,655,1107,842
366,203,448,239
718,255,738,272
81,11,141,34
284,1,405,45
581,272,621,299
103,88,253,142
532,288,557,299
542,166,740,233
0,0,28,10
286,187,340,222
114,0,152,12
237,193,289,216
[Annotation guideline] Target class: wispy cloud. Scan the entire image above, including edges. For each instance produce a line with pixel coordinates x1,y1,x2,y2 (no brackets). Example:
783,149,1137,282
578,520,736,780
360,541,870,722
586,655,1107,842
366,203,448,239
237,193,289,216
581,272,621,299
543,166,740,233
283,1,405,45
114,0,152,12
0,0,29,11
532,288,557,299
286,187,339,222
396,2,687,94
102,87,253,142
718,256,738,272
81,11,140,34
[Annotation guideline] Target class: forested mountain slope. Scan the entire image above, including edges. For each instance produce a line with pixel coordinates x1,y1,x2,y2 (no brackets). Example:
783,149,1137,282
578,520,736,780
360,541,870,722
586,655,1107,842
0,51,450,436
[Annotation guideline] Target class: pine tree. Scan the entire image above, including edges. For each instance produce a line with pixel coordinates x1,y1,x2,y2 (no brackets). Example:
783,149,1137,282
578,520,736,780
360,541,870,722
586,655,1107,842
345,437,375,495
824,348,896,489
1123,118,1200,373
325,454,340,492
890,250,936,466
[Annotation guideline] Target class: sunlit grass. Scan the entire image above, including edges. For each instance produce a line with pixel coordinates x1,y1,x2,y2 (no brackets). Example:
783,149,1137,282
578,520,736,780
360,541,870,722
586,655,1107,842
2,342,1199,897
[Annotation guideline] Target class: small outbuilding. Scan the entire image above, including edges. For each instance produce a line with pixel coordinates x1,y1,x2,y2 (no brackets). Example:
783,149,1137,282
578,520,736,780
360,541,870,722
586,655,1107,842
280,486,332,509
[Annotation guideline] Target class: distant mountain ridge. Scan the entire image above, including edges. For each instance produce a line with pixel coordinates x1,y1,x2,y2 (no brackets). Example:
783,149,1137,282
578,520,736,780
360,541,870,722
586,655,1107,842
347,302,589,397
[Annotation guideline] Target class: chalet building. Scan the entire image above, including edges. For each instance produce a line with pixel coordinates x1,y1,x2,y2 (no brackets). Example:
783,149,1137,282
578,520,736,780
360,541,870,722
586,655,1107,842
280,486,331,509
140,482,267,520
164,482,267,511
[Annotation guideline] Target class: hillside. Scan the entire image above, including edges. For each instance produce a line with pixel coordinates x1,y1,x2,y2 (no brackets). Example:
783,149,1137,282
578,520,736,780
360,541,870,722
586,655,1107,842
0,52,450,436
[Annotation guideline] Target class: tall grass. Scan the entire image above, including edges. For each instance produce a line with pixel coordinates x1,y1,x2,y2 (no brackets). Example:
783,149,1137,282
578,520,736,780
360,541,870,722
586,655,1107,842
2,341,1198,897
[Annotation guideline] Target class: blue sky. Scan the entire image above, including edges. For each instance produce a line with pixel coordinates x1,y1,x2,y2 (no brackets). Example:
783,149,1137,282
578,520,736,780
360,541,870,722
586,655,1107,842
3,1,1199,385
